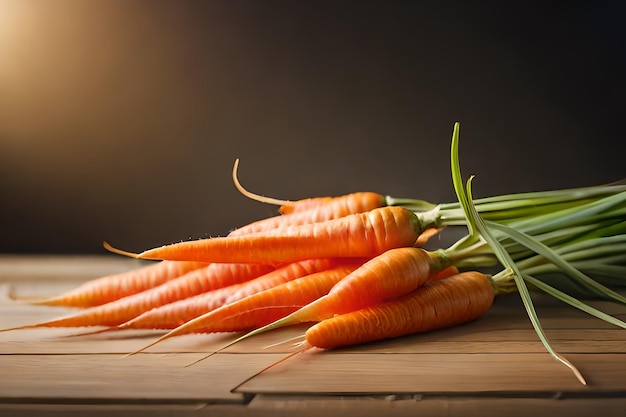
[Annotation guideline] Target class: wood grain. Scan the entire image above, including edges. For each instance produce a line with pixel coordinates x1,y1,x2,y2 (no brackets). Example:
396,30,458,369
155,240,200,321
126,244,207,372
0,353,282,403
1,255,625,416
234,351,626,395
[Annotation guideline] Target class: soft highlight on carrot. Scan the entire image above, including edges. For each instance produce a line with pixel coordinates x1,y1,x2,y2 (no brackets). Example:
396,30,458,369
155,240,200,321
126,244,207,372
136,206,424,263
305,271,495,349
278,197,335,214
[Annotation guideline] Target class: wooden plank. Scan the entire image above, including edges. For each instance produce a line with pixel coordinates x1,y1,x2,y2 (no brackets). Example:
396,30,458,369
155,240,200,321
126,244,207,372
234,352,626,395
0,403,258,417
2,255,626,407
0,403,253,417
2,314,625,355
0,353,283,403
0,326,306,355
3,325,624,355
247,395,626,417
2,397,626,417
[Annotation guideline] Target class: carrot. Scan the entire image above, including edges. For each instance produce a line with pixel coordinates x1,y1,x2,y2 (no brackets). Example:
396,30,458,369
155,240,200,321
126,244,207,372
14,259,208,308
177,246,449,357
305,271,494,349
118,283,242,331
242,247,447,332
415,227,442,247
278,197,335,214
231,158,384,215
130,261,365,352
228,192,386,236
281,192,384,215
248,272,492,378
0,262,273,331
429,264,459,281
136,206,423,263
112,258,354,332
196,263,364,333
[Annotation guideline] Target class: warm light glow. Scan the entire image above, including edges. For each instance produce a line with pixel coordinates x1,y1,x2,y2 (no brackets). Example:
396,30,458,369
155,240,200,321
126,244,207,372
0,0,54,145
0,0,30,88
0,0,27,49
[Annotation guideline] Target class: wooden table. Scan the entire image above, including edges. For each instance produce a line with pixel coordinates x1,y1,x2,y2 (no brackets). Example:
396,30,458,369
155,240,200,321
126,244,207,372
1,255,625,416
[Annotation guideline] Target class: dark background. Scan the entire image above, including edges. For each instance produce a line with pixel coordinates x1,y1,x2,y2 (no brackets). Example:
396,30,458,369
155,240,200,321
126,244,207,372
0,0,624,254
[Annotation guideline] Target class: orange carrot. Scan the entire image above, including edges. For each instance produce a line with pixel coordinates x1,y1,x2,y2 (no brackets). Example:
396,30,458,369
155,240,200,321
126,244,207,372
196,263,364,333
231,158,384,215
235,247,448,334
278,196,335,214
118,283,243,331
228,192,387,236
136,206,423,263
129,262,365,352
306,271,494,349
280,192,384,215
429,265,459,281
0,262,273,331
15,260,208,308
278,192,385,216
177,247,449,357
415,227,442,247
113,258,355,331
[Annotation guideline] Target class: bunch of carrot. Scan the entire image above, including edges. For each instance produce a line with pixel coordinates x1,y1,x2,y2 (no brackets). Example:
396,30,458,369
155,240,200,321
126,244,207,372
3,123,625,385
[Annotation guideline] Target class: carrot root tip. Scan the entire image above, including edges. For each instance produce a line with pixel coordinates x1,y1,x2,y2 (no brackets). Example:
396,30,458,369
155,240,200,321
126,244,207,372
103,241,141,258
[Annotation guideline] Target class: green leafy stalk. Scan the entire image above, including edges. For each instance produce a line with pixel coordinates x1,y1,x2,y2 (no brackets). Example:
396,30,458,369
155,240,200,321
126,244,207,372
399,182,626,227
486,221,626,304
519,273,626,330
449,122,587,385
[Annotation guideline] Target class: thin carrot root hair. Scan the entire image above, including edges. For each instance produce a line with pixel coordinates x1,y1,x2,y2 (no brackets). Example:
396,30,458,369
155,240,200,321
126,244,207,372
103,241,140,258
6,291,48,303
192,339,314,385
232,158,303,208
305,271,495,349
186,332,309,368
196,305,312,330
262,333,307,350
232,158,385,216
